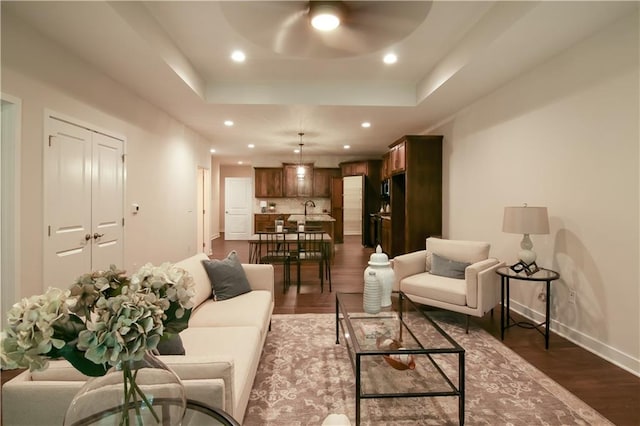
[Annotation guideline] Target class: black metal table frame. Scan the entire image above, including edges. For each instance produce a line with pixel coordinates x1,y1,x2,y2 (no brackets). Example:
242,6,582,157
498,267,560,350
67,398,240,426
335,291,465,425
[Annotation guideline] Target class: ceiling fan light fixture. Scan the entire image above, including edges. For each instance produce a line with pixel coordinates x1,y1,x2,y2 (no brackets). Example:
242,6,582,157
310,2,343,32
383,53,398,64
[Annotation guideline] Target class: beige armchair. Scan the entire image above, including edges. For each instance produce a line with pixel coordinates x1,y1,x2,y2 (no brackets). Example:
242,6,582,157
393,237,504,332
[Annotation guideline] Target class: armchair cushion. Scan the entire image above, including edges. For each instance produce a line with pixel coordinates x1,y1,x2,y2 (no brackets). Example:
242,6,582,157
426,237,490,267
430,253,470,279
401,272,467,306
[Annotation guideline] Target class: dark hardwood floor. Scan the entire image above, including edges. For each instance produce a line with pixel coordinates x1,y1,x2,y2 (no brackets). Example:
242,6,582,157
215,234,640,426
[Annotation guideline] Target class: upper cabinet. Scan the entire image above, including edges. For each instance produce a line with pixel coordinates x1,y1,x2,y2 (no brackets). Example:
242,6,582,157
254,167,283,198
340,161,368,176
255,165,340,199
382,152,391,180
283,163,313,197
389,140,406,175
312,168,341,197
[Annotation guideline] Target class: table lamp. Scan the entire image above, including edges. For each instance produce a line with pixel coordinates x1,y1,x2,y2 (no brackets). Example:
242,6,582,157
502,204,549,267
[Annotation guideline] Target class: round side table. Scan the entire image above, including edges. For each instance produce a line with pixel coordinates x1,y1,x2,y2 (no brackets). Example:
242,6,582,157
496,266,560,349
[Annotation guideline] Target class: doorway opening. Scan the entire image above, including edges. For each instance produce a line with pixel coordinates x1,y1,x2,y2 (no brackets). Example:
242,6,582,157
343,175,363,236
1,94,21,329
197,167,211,254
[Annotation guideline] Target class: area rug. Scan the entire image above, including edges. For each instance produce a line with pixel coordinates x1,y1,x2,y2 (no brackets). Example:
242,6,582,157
244,313,612,425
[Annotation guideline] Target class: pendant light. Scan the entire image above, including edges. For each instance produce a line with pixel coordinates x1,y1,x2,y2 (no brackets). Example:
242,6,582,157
297,132,305,180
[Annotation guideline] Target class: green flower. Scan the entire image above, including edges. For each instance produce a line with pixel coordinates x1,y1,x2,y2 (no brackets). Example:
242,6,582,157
0,262,194,377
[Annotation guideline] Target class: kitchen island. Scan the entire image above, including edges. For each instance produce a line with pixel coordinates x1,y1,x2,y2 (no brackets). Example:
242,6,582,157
288,214,335,238
288,214,336,257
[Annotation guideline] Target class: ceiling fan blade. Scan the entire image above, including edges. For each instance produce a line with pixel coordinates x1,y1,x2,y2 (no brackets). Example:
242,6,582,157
220,1,432,58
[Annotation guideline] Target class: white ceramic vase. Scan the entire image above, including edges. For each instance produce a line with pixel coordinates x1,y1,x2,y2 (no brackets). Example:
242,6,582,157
363,270,381,314
364,245,395,308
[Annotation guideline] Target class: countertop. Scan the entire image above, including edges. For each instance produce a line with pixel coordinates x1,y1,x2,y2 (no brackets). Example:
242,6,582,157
287,214,335,222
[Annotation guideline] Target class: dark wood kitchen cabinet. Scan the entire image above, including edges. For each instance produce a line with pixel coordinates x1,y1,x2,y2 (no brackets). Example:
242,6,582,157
254,168,283,198
312,168,341,197
388,135,442,257
283,163,313,197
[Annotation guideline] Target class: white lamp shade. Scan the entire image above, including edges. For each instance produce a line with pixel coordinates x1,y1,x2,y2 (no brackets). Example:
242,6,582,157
503,206,549,235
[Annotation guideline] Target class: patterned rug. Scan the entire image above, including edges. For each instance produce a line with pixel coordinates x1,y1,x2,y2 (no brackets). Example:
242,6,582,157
244,313,612,425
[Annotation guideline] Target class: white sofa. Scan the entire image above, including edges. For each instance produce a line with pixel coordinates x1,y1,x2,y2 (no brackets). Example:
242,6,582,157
2,253,274,425
393,237,504,331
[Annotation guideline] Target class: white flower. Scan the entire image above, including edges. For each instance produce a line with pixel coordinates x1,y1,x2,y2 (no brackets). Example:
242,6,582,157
0,288,70,371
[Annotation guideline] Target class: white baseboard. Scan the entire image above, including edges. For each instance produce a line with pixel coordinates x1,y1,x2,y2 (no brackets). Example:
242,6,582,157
509,299,640,377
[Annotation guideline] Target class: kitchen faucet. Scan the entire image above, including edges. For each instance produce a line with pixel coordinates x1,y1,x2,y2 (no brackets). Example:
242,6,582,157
304,200,316,216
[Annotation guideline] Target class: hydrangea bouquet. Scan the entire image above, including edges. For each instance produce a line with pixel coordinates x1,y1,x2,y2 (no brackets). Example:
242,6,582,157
0,262,195,424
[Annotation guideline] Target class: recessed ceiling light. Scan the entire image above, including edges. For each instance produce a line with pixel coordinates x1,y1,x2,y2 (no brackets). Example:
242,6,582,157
248,144,255,148
383,53,398,64
294,148,300,153
344,145,351,149
231,50,246,62
224,120,234,127
210,148,216,153
238,161,244,165
361,122,371,128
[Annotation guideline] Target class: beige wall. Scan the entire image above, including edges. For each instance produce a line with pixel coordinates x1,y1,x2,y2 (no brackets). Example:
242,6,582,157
431,13,639,374
1,11,212,298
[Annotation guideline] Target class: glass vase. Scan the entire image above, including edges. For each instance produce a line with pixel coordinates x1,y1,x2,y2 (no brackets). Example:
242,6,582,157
64,351,186,426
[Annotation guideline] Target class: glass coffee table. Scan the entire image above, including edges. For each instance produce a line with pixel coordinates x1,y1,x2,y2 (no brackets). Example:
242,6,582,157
336,291,465,425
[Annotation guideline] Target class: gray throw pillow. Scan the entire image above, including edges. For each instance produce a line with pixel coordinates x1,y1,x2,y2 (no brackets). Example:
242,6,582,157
430,253,470,279
156,334,185,355
202,250,251,301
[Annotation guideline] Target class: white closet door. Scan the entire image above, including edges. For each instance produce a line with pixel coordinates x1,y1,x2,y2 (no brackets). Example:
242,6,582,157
44,117,124,289
91,132,124,271
45,118,93,288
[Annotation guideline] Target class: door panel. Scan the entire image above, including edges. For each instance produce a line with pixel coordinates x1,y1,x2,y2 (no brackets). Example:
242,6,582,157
224,177,252,240
91,133,124,271
45,119,92,287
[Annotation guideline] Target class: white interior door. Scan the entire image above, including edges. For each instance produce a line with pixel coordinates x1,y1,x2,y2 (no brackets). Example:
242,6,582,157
224,177,252,240
45,118,93,287
91,132,124,271
45,116,124,288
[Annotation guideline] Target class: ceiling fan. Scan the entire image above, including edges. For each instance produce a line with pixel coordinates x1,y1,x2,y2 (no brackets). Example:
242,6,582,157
219,1,432,58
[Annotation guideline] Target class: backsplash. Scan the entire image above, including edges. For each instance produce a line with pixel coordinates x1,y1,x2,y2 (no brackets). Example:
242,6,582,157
254,198,331,215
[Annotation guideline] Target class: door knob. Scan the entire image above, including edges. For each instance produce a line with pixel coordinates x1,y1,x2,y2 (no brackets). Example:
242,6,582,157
93,233,104,239
85,234,92,241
